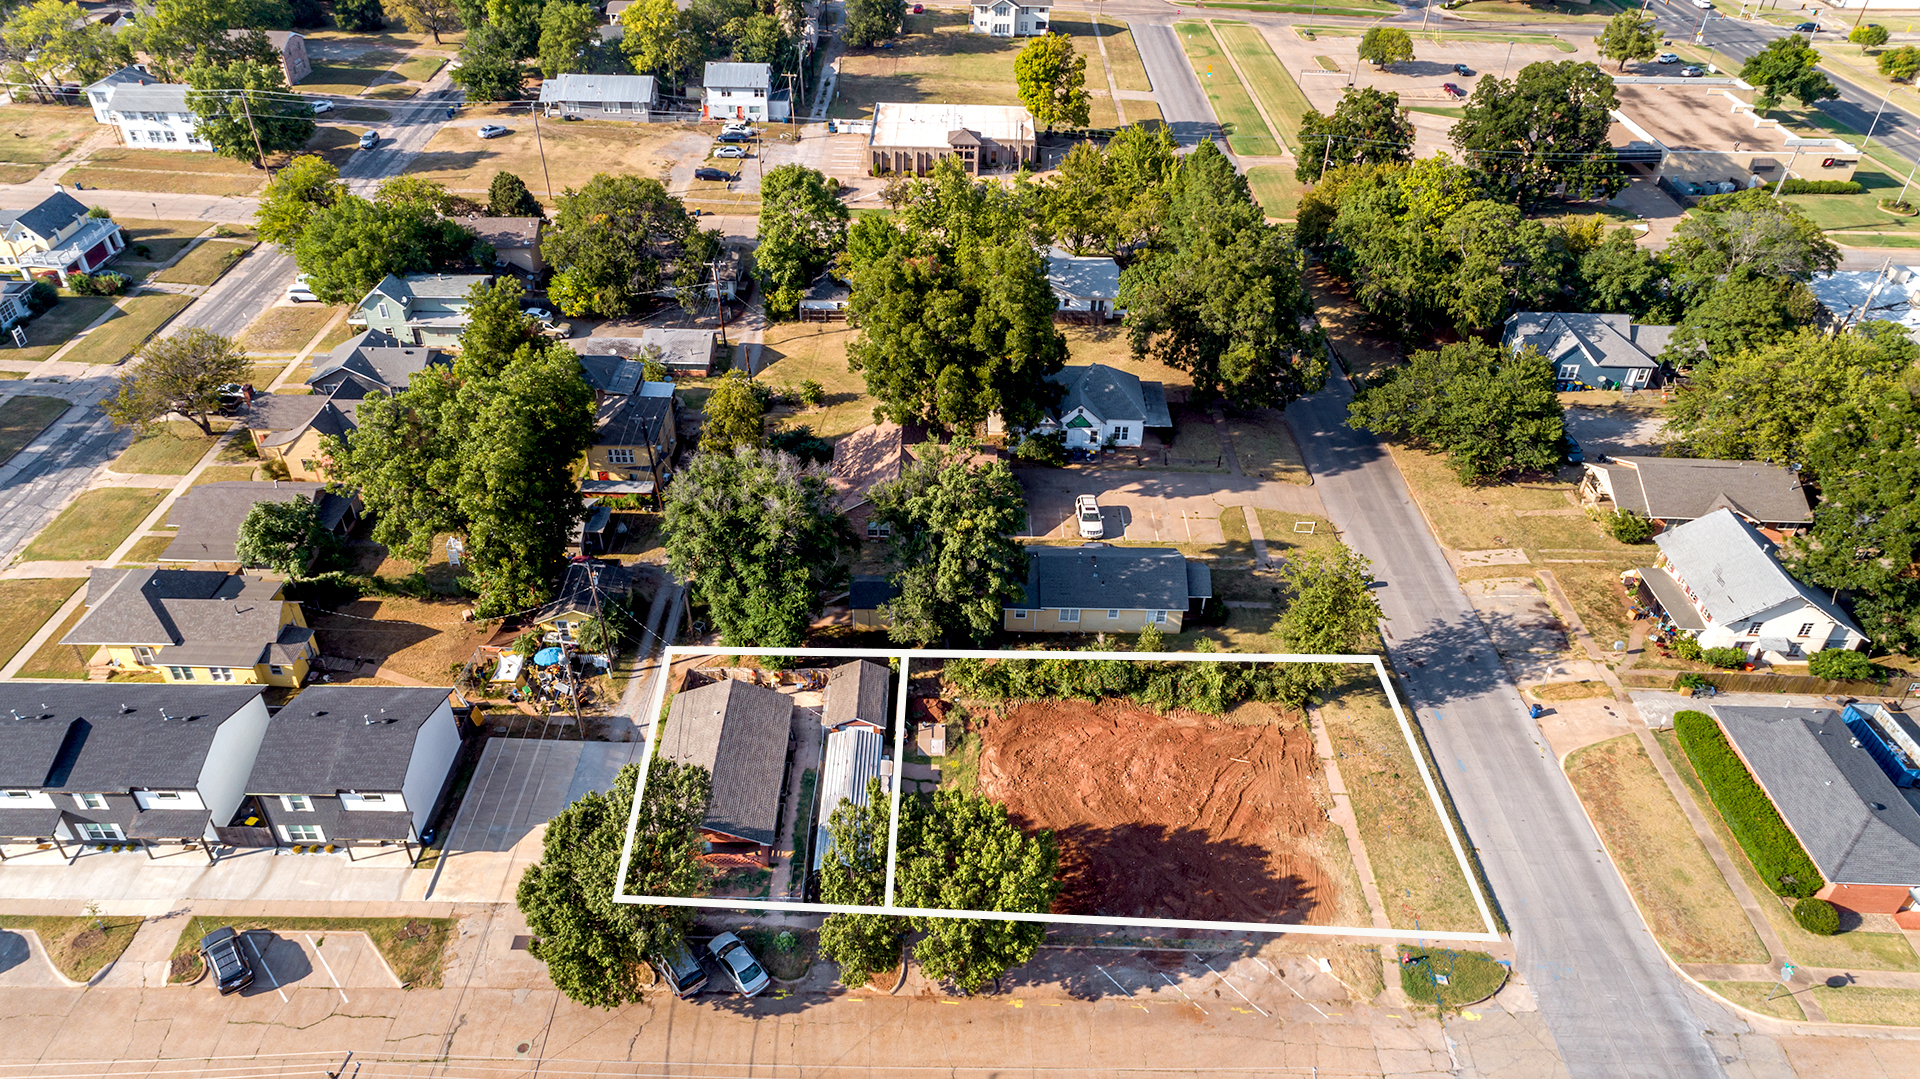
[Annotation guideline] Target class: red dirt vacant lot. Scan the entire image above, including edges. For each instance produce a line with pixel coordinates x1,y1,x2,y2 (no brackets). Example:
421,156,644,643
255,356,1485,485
975,699,1342,925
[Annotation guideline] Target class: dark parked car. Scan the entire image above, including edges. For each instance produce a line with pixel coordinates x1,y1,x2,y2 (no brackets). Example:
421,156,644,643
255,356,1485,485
1441,82,1465,98
1562,432,1584,465
715,130,751,143
694,167,736,181
1793,20,1818,30
199,927,254,995
1454,62,1472,76
654,937,709,998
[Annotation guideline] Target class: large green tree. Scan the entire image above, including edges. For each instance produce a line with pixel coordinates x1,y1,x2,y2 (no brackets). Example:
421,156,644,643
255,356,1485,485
103,329,252,436
816,777,906,988
895,789,1061,995
846,157,1068,431
1740,35,1838,111
1040,122,1178,255
662,445,856,647
701,370,766,453
1796,387,1920,652
255,154,344,251
293,196,430,304
620,0,699,90
385,0,460,42
1450,61,1626,207
1348,339,1565,483
1276,547,1383,654
335,0,385,30
1120,139,1322,407
1596,10,1661,70
451,24,531,101
185,58,316,167
516,761,711,1009
537,1,602,77
1666,189,1839,288
756,164,848,320
235,497,339,577
1295,87,1414,185
1357,26,1413,68
843,0,904,48
136,0,282,80
1665,265,1821,364
868,442,1029,645
458,277,541,375
2,0,132,100
489,170,546,217
1014,31,1089,129
542,173,703,317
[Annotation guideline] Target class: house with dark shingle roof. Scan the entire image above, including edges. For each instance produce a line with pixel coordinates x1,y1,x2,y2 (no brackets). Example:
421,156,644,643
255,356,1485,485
1581,456,1812,533
59,568,316,687
1005,544,1211,633
158,481,360,565
1627,508,1867,664
466,216,545,273
848,574,898,631
584,393,676,501
0,684,270,859
1502,311,1676,391
308,329,448,398
1035,364,1171,450
231,686,461,858
823,660,891,731
1712,705,1920,918
0,188,128,286
658,677,794,863
243,392,361,482
830,422,908,539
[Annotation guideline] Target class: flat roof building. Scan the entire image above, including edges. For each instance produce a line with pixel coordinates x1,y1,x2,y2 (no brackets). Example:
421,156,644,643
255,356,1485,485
869,102,1035,176
1608,79,1858,192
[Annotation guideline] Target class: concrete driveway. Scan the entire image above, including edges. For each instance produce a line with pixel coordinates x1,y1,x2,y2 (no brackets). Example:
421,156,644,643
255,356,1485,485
1015,467,1325,544
1565,406,1667,459
228,930,400,999
0,929,64,988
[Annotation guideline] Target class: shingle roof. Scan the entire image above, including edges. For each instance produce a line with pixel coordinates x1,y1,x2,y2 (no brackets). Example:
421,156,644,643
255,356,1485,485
1503,311,1672,370
532,560,632,625
125,807,217,839
658,678,792,846
258,395,360,449
464,216,541,250
594,394,671,451
310,330,445,395
0,806,64,838
823,660,891,728
0,684,266,791
538,72,657,104
1011,546,1199,612
830,423,906,512
61,568,299,666
573,331,715,371
0,713,85,787
1587,456,1812,526
703,62,770,89
246,686,453,794
86,65,157,94
577,354,647,396
849,575,897,610
102,83,192,113
1049,364,1171,428
160,481,356,564
1652,509,1860,631
360,273,491,309
1715,706,1920,886
1045,250,1122,301
2,191,88,243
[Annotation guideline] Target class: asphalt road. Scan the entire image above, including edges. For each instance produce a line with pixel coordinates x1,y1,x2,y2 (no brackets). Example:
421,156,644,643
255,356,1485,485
165,247,300,340
1285,379,1730,1079
0,405,129,563
1129,20,1226,146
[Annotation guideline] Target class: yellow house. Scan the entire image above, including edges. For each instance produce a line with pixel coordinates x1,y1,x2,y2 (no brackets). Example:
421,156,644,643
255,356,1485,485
244,393,359,482
60,568,316,687
1003,545,1211,635
531,560,633,644
0,188,127,285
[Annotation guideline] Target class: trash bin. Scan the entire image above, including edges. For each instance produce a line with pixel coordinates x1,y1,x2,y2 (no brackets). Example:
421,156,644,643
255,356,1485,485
1528,703,1544,719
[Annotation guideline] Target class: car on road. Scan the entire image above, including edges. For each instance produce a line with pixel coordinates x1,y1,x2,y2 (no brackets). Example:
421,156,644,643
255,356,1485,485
912,2,923,9
1441,82,1465,97
1453,62,1472,76
358,130,379,149
537,318,573,338
1691,0,1712,8
713,144,747,158
1075,494,1104,539
694,167,736,181
200,927,254,995
478,124,509,138
1656,51,1679,63
707,933,770,997
716,130,751,143
1679,65,1704,77
310,99,332,114
1793,20,1818,30
654,938,708,998
287,275,317,303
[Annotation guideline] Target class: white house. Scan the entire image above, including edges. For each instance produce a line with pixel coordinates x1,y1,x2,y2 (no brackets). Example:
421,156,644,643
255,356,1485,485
969,0,1050,35
1034,363,1171,450
1626,508,1869,664
702,61,789,122
87,77,212,152
1046,248,1124,320
84,65,157,124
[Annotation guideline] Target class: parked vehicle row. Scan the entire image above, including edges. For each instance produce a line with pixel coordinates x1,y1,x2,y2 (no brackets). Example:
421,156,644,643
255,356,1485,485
653,932,771,999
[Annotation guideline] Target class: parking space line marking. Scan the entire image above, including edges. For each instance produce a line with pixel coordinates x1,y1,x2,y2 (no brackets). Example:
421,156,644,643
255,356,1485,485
1252,957,1327,1019
306,934,349,1004
1095,964,1148,1011
1157,972,1208,1015
242,932,286,1002
1196,956,1268,1018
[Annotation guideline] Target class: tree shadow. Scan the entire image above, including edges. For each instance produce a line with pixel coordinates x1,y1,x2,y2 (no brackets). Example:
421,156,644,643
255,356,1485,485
0,930,27,977
1017,820,1320,927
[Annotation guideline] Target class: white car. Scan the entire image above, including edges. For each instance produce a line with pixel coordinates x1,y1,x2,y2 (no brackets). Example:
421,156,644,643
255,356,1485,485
722,122,755,135
523,307,554,323
1692,0,1712,8
310,99,333,114
1075,494,1104,539
1656,52,1679,63
713,144,747,158
706,932,770,997
287,275,317,303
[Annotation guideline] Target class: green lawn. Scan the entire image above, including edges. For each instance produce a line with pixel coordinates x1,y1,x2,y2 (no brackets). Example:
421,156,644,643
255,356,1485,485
1783,157,1920,237
168,915,454,988
756,323,878,440
1297,25,1578,51
118,534,176,564
8,296,116,364
20,488,164,562
111,421,219,475
0,578,82,669
1246,164,1304,218
1051,15,1153,93
61,295,194,366
0,395,72,463
1400,948,1507,1010
1446,0,1628,21
153,240,254,286
1700,980,1805,1022
1174,22,1281,157
118,219,214,264
1217,0,1395,13
305,49,406,97
1212,21,1313,151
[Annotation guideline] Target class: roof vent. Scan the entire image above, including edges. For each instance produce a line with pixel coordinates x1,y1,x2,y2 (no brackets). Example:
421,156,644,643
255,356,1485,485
121,703,132,714
159,708,171,721
365,714,374,725
9,710,19,722
1872,802,1888,811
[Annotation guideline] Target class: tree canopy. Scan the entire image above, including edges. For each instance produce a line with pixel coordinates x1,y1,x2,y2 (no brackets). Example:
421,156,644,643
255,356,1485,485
756,164,848,320
385,0,461,42
451,25,531,101
1740,35,1838,111
1357,26,1413,68
235,497,339,577
843,0,904,47
488,170,546,217
868,441,1030,645
103,328,252,436
185,58,316,166
1,0,133,100
543,173,708,317
1038,122,1178,255
701,370,767,453
662,445,855,647
1665,265,1821,364
1120,139,1322,407
1879,44,1920,82
816,776,906,988
1348,338,1565,483
1666,189,1840,287
136,0,283,81
1596,10,1661,70
1450,61,1627,207
291,189,478,305
1296,87,1414,185
621,0,699,89
516,760,710,1009
537,0,603,77
255,154,344,251
1014,31,1089,129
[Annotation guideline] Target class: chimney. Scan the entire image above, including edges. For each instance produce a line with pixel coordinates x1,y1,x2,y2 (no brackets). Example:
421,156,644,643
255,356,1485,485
53,182,64,194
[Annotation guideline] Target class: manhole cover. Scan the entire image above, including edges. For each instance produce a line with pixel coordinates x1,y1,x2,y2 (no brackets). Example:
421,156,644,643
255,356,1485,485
515,1043,531,1056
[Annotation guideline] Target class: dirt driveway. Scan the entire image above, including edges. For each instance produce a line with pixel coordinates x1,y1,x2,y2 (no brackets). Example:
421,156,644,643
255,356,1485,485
1564,405,1666,458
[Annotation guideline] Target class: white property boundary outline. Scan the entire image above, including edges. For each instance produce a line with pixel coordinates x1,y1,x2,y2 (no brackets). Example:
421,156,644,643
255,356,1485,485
614,647,1501,943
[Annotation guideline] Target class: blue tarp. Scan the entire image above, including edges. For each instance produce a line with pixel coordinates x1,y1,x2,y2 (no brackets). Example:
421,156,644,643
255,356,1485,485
533,647,564,666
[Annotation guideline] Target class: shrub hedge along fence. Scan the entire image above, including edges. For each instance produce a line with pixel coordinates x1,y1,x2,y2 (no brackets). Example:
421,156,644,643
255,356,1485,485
1672,710,1825,898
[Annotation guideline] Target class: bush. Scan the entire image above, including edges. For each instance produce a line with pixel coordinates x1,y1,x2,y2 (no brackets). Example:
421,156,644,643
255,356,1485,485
68,271,129,296
798,379,825,407
1672,710,1825,897
1880,43,1920,82
25,280,57,315
942,650,1327,714
1778,179,1864,195
87,205,112,219
1808,647,1879,681
1598,508,1656,543
1675,672,1712,691
1012,431,1067,465
1672,634,1704,662
1851,23,1889,46
769,425,833,465
1701,646,1749,669
1793,896,1840,935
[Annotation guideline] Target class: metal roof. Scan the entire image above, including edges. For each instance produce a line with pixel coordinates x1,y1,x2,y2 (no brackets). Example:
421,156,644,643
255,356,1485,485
538,73,657,103
1011,545,1199,612
246,686,453,794
532,560,631,625
1045,250,1121,301
814,725,881,870
703,62,771,89
658,678,792,847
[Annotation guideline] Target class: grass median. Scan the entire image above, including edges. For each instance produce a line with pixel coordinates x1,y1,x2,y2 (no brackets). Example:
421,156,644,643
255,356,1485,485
1211,21,1312,151
0,914,144,982
1174,22,1281,157
168,915,455,988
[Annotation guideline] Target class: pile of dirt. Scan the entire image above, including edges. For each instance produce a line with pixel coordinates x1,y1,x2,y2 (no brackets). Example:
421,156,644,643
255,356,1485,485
975,699,1339,925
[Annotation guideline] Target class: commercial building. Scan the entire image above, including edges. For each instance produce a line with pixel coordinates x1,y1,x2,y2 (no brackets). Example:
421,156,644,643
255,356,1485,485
869,102,1035,176
1609,79,1858,193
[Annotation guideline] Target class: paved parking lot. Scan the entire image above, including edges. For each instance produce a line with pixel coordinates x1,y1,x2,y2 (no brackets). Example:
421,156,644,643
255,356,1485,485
231,930,401,1000
446,739,648,855
1016,467,1325,544
0,929,65,988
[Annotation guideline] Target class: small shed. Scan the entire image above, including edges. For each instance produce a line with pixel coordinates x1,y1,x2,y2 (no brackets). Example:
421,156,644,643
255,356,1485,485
813,725,883,869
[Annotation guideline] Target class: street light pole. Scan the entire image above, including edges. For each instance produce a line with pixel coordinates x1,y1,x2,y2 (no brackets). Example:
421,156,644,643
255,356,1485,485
1695,7,1711,42
1863,83,1893,152
1500,40,1514,78
1898,154,1920,205
1772,146,1802,197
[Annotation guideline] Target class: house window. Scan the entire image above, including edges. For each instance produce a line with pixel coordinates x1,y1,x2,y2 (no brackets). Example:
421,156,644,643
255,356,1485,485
208,667,235,682
867,520,891,539
282,795,312,812
167,666,193,680
1743,623,1761,637
269,664,284,676
1107,609,1119,620
1,790,29,800
1559,364,1580,381
282,824,324,843
75,793,107,810
80,823,123,841
163,130,177,143
151,791,181,801
608,448,635,464
134,646,155,664
1012,610,1027,619
1112,426,1130,442
359,793,386,802
1797,623,1815,637
377,302,390,320
1151,610,1167,623
604,101,619,112
1059,608,1080,623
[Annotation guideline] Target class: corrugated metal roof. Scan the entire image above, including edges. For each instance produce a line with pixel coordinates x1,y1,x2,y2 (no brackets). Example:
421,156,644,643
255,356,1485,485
703,62,770,89
814,725,882,870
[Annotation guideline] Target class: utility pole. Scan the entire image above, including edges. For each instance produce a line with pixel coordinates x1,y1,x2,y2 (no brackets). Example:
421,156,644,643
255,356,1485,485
1421,0,1433,33
1897,154,1920,205
1320,132,1333,180
1500,40,1515,78
1772,145,1802,197
239,91,271,178
531,103,554,203
712,257,730,348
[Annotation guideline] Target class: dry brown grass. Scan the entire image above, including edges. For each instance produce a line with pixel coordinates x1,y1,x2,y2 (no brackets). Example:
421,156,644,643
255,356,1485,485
62,149,267,197
756,323,875,440
1564,735,1767,964
1306,265,1400,380
242,305,344,354
1700,980,1806,1022
308,594,495,685
0,105,97,183
828,10,1025,119
0,579,81,668
1530,680,1611,702
406,120,697,193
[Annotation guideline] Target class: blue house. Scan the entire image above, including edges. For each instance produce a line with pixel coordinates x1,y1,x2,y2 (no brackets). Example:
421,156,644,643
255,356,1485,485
1502,311,1676,392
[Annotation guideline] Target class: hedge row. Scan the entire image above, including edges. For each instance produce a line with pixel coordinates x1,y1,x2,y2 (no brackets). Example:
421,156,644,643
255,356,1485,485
942,650,1339,715
1779,179,1864,195
1672,710,1825,898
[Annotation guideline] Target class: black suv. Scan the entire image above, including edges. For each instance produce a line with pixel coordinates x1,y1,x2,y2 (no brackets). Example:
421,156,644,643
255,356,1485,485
199,927,254,995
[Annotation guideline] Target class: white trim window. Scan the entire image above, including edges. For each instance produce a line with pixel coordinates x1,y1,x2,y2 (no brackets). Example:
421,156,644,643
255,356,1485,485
1,790,31,801
1012,610,1027,619
282,824,324,843
1151,610,1167,623
167,666,193,680
1059,608,1080,623
150,791,181,802
74,793,108,810
282,795,312,812
208,667,235,682
1797,623,1815,637
608,448,635,464
1107,609,1119,620
80,823,123,841
1559,364,1580,381
867,520,891,539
